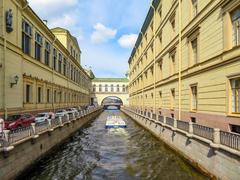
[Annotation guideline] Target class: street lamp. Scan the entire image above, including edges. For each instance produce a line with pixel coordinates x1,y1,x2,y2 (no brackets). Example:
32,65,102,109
10,75,19,88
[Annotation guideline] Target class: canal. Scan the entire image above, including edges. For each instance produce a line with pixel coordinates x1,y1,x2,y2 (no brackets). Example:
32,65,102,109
18,110,209,180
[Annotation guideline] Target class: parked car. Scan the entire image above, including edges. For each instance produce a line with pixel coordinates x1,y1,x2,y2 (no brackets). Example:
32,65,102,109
55,110,67,117
4,114,35,130
35,112,55,124
66,108,78,114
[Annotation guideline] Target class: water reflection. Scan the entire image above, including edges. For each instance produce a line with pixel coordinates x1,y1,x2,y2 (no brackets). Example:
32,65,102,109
18,110,209,180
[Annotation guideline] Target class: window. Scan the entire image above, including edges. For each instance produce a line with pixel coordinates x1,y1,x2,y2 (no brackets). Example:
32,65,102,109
171,89,175,109
191,85,198,110
111,84,114,92
45,41,50,66
53,49,57,70
170,52,176,75
145,33,147,42
159,91,162,106
93,85,96,92
71,65,73,80
122,85,126,92
35,32,42,61
158,4,162,21
170,13,176,31
71,46,73,55
54,90,57,103
63,58,67,76
105,84,108,92
99,84,102,92
191,38,198,64
192,0,198,17
232,8,240,47
158,60,163,79
22,20,32,55
25,84,32,103
47,89,51,103
158,31,162,45
117,84,120,92
231,78,240,113
37,87,42,103
58,53,62,73
150,22,153,33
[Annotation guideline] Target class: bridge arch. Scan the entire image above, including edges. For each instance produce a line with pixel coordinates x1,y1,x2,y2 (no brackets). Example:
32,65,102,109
101,96,123,110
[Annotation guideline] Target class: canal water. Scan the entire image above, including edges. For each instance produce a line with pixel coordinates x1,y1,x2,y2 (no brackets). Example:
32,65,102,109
19,110,209,180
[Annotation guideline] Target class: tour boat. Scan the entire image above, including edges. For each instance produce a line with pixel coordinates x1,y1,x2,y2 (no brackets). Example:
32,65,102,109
105,116,127,128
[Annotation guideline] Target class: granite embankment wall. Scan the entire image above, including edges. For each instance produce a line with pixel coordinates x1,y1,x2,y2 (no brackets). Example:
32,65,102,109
0,109,102,180
122,108,240,180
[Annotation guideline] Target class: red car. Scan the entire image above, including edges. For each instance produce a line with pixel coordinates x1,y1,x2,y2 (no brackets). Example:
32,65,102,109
4,114,35,130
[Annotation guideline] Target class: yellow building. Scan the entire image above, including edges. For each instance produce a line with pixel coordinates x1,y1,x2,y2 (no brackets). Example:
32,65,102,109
0,0,91,117
128,0,240,132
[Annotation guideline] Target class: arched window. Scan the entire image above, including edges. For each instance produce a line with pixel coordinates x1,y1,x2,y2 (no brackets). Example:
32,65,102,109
105,84,108,92
93,84,96,92
111,84,114,92
117,84,120,92
122,85,126,92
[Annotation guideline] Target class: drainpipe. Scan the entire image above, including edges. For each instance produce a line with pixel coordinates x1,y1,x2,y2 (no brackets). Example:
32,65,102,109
178,0,182,120
67,54,71,108
151,2,156,115
2,0,7,119
139,32,144,111
51,37,57,112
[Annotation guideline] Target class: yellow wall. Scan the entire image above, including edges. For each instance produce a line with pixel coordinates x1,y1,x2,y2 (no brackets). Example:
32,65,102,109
0,0,91,115
128,0,240,130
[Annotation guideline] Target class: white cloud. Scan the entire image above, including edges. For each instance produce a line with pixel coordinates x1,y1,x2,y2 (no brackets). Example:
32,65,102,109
28,0,78,16
48,14,78,28
91,23,117,44
118,34,138,48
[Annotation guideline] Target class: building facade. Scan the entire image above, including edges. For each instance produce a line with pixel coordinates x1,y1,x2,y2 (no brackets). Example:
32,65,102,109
0,0,91,117
91,78,129,106
128,0,240,132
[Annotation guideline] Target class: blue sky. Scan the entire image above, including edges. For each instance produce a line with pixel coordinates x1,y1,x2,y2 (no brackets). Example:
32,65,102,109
28,0,150,77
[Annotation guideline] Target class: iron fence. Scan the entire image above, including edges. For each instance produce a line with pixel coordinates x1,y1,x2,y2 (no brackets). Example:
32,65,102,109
177,120,189,132
220,131,240,151
193,124,214,140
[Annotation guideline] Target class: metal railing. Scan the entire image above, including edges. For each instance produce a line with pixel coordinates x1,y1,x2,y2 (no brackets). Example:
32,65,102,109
220,131,240,151
193,124,214,141
123,106,240,152
166,117,174,127
0,107,101,147
152,113,156,120
9,126,32,144
35,121,49,134
52,118,60,128
158,115,164,123
177,120,189,132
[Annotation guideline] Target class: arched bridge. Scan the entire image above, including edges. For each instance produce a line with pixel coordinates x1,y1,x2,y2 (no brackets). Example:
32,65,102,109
90,78,129,109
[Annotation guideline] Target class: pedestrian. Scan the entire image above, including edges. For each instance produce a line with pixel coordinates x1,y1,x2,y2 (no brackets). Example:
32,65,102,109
0,118,4,138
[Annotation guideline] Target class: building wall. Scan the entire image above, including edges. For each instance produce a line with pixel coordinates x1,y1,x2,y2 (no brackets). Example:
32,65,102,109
128,0,240,131
0,0,91,116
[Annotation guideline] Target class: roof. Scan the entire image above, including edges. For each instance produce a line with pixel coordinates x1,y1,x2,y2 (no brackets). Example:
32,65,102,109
92,78,129,83
128,0,160,64
51,27,81,51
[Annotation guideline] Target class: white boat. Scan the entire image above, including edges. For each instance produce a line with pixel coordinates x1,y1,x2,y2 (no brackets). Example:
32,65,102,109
105,116,127,128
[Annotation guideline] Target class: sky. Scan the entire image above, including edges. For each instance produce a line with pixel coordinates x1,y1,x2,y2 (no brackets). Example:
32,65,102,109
28,0,150,78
